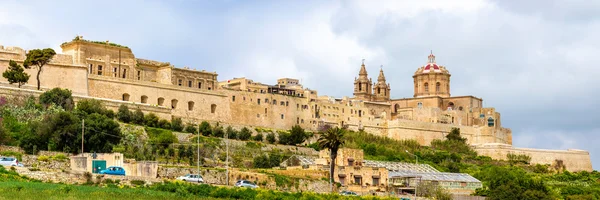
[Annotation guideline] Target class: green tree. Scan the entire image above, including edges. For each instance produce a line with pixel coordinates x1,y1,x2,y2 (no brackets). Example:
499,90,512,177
144,113,159,127
132,108,144,125
40,111,80,153
116,105,131,123
225,126,237,139
199,121,211,136
278,132,291,145
39,88,74,110
186,145,195,166
82,113,122,153
185,123,197,134
212,125,224,138
238,127,251,141
252,133,263,142
171,117,184,132
2,60,30,88
167,146,175,163
289,125,307,145
317,126,346,193
177,144,186,163
446,127,466,143
76,99,106,116
158,119,171,130
266,132,276,144
23,48,56,90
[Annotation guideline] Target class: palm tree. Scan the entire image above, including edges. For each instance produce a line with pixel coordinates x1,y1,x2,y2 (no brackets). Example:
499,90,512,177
317,126,346,193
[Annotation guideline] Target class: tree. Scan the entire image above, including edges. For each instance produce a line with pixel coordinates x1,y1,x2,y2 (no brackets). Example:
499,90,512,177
76,99,107,116
225,126,237,139
39,111,80,153
253,133,263,142
212,125,224,138
185,145,195,166
39,88,74,110
317,126,346,193
132,108,144,125
177,144,186,163
185,123,197,134
446,127,466,143
23,48,56,90
2,60,30,88
199,121,211,136
238,127,252,141
289,125,308,145
266,132,276,144
171,117,184,132
82,113,122,153
158,119,171,129
116,105,131,123
144,113,159,127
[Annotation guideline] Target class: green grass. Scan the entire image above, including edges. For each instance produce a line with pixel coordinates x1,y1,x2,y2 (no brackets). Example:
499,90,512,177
0,181,217,200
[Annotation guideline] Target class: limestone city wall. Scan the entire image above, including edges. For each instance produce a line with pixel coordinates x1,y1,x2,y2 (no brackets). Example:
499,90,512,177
473,143,593,172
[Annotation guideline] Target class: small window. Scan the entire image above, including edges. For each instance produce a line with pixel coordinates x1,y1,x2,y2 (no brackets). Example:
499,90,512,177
122,69,127,78
171,99,178,109
286,101,289,106
158,98,165,106
232,96,235,102
373,178,380,186
281,114,284,119
89,64,93,74
211,104,217,113
198,82,202,89
258,99,261,105
265,108,267,114
436,82,441,92
208,87,211,90
137,70,142,80
122,93,130,101
273,100,277,105
417,102,423,108
188,101,194,111
257,114,260,118
424,82,429,92
98,65,103,75
178,79,182,86
188,80,192,87
141,95,148,103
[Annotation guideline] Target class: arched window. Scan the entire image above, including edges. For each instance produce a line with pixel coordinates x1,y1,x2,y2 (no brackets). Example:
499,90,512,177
265,108,268,114
424,82,429,92
122,93,130,101
157,98,165,106
436,82,440,92
394,104,400,113
417,102,423,108
359,83,362,91
448,102,455,110
487,117,495,127
171,99,178,109
273,100,277,105
211,104,217,113
141,95,148,104
188,101,194,111
378,88,381,94
358,110,362,117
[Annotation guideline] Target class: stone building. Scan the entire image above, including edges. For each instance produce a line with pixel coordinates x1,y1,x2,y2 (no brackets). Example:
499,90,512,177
0,36,593,172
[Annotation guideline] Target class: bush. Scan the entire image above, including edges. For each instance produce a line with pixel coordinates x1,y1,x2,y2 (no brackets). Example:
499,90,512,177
37,155,50,162
225,126,237,139
158,119,171,130
277,132,291,145
52,154,68,161
184,124,197,134
144,113,159,127
238,127,251,141
288,125,307,145
252,133,263,142
199,121,211,136
39,88,74,110
116,105,131,123
132,108,144,125
212,126,224,138
130,179,145,186
146,127,178,149
171,117,184,132
266,133,276,144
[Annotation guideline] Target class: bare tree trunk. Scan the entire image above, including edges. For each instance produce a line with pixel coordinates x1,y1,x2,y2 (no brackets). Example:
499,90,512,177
330,151,337,193
36,68,42,90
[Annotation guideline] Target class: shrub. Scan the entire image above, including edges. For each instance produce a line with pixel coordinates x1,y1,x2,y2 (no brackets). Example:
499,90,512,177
277,132,291,145
199,121,211,136
158,119,171,129
185,124,197,134
39,88,74,110
253,133,263,142
83,172,93,184
212,126,224,138
130,179,145,186
171,117,184,132
116,105,131,123
238,127,251,141
37,155,50,162
144,113,159,127
52,154,68,161
146,127,178,149
132,108,144,125
288,125,307,145
225,126,237,139
266,133,276,144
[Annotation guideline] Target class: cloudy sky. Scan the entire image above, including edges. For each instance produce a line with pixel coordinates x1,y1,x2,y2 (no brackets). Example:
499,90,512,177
1,0,599,169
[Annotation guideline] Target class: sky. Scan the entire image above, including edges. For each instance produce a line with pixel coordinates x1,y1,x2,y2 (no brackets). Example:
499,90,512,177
1,0,599,169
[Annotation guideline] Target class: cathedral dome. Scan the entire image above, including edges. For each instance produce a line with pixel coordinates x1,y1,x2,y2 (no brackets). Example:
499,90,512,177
414,52,450,75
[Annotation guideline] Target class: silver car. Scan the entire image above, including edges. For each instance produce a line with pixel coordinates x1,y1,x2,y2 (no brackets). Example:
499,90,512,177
176,174,204,183
235,180,259,189
0,157,22,167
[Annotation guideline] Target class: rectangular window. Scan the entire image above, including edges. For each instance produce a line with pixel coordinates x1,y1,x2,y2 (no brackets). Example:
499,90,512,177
178,79,182,86
137,70,141,80
281,114,284,119
257,99,261,105
188,80,192,87
354,177,362,185
97,65,103,75
113,68,118,77
373,178,380,186
122,69,127,78
232,96,235,102
89,64,93,74
198,82,202,89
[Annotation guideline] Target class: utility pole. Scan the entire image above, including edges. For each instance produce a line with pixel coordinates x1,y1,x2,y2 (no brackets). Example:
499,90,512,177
81,119,85,155
225,122,229,186
197,123,200,178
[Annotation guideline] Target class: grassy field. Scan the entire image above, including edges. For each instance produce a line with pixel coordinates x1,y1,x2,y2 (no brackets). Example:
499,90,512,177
0,181,217,200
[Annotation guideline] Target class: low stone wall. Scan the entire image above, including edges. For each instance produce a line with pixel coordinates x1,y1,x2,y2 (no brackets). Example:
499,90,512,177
0,145,23,153
473,143,593,172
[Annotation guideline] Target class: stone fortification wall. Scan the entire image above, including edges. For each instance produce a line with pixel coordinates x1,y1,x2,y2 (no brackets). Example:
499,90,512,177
473,143,593,172
0,48,88,95
382,119,508,145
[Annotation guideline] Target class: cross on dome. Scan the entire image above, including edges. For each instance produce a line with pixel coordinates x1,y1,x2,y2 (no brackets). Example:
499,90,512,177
423,51,441,73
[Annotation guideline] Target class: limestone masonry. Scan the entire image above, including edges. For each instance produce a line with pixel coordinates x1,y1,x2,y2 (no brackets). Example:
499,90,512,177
0,36,592,171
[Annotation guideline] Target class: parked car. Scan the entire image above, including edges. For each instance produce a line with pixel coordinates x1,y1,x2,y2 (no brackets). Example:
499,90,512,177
176,174,204,183
340,191,358,196
98,166,125,176
235,180,259,189
0,157,23,167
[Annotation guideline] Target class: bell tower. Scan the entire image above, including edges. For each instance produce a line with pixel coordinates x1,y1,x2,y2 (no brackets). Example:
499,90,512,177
353,59,373,101
373,65,390,102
